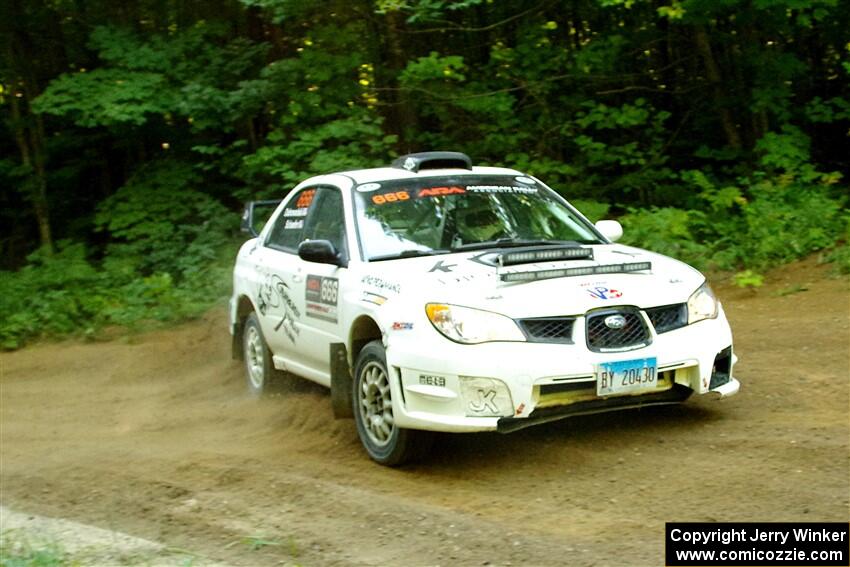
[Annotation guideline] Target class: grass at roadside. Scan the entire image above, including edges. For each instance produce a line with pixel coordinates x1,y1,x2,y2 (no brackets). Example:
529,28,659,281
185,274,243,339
0,519,202,566
0,530,71,567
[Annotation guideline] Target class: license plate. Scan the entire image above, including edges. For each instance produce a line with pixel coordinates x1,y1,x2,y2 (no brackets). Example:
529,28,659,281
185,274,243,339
596,357,657,396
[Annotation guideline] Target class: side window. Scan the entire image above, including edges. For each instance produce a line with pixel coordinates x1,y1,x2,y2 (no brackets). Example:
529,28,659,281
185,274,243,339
302,187,347,257
266,188,317,251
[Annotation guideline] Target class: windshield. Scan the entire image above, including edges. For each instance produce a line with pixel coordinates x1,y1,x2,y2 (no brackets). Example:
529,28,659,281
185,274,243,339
353,175,602,261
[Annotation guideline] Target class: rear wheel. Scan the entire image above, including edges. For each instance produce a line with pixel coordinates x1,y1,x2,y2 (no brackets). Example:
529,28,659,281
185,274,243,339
242,313,276,396
353,341,433,465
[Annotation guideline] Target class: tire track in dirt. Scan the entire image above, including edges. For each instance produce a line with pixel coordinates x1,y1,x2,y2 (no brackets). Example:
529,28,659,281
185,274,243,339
1,257,847,565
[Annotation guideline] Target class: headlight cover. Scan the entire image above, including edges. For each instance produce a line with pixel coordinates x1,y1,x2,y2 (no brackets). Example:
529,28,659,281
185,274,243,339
425,303,526,344
687,282,719,324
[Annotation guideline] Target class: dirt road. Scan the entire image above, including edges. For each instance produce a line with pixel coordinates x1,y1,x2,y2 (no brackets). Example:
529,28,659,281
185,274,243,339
1,257,848,566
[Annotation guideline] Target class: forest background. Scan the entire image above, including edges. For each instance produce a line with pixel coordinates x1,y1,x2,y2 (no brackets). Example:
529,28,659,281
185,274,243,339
1,0,848,349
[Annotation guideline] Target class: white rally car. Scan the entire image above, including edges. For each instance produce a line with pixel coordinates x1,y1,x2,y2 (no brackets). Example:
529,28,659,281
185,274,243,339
230,151,739,465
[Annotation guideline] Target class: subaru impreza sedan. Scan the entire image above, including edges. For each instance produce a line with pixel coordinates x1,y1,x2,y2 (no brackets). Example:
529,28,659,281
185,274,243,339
230,151,739,465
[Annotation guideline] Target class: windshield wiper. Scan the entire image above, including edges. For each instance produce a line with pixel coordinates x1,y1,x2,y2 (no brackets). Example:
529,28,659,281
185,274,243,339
368,249,451,262
451,238,581,252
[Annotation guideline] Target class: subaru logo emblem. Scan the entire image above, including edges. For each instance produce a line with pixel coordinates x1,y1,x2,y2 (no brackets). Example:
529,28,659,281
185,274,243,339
604,315,626,329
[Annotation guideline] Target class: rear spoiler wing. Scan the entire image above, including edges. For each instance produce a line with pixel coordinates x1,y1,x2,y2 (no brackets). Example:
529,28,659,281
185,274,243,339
241,199,282,237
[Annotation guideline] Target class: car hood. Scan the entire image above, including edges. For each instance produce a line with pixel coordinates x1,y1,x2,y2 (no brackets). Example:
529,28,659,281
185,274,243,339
357,244,705,318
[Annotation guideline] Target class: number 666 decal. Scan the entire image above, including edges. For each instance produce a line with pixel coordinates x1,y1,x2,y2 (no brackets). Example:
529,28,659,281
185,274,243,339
305,275,339,323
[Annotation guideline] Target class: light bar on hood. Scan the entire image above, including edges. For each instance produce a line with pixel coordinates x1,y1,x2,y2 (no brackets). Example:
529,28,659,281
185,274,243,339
498,246,593,266
500,262,652,283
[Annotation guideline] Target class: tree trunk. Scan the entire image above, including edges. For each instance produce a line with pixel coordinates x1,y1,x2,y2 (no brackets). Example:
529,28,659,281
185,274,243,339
30,113,54,253
6,0,56,253
382,10,419,146
693,26,742,150
8,79,54,254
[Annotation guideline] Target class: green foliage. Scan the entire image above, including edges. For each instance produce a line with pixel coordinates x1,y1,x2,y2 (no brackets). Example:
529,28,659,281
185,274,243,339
617,176,844,272
564,99,677,202
0,529,69,567
33,69,175,127
805,97,850,123
776,283,808,296
619,207,711,266
732,181,843,266
503,155,579,189
400,52,467,83
667,128,847,271
33,24,269,131
241,112,397,198
820,212,850,274
822,245,850,274
568,200,611,223
733,270,765,289
1,161,235,349
94,160,233,279
376,0,487,22
0,243,102,349
3,0,850,349
0,239,233,350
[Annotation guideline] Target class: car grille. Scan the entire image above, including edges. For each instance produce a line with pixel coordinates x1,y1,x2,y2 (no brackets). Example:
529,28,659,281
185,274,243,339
585,310,650,352
646,303,687,334
519,317,575,343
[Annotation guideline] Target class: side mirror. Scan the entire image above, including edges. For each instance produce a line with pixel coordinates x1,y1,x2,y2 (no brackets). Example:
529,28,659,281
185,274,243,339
595,220,623,242
241,200,282,237
298,240,346,267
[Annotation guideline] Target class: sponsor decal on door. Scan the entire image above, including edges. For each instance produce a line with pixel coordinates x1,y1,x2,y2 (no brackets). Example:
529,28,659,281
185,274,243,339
305,275,339,323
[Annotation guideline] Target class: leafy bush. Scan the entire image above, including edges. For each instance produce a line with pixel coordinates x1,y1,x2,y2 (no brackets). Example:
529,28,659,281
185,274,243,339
240,112,397,199
0,241,233,350
95,160,234,279
1,160,235,350
670,127,847,271
733,181,843,267
568,199,611,223
619,207,711,267
733,270,765,289
0,243,102,348
617,182,844,272
823,245,850,274
821,212,850,274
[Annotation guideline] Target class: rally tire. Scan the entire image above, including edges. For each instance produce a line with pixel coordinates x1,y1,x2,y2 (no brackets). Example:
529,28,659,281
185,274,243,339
242,312,277,396
353,341,433,466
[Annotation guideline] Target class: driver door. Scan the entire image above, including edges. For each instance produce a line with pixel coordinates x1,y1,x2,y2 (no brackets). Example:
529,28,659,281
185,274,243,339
296,186,349,383
254,187,318,373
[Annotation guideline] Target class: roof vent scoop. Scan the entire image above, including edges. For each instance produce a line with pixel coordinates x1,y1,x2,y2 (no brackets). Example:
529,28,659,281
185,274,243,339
391,151,472,173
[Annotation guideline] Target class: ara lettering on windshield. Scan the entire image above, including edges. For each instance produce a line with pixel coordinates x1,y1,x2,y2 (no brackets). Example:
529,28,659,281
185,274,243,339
369,186,466,205
417,186,465,198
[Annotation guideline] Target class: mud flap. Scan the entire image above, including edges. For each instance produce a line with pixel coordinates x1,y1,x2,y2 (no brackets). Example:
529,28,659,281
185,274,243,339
330,343,354,419
231,322,243,360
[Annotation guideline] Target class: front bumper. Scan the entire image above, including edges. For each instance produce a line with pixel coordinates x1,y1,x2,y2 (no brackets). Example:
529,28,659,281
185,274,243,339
497,383,695,433
385,307,738,433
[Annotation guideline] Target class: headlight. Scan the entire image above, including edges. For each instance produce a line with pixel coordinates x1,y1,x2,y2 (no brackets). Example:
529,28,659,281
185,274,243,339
687,282,719,324
425,303,526,344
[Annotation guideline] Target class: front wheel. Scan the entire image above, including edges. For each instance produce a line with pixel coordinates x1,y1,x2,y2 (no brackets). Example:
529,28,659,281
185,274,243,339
353,341,433,465
242,312,277,396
